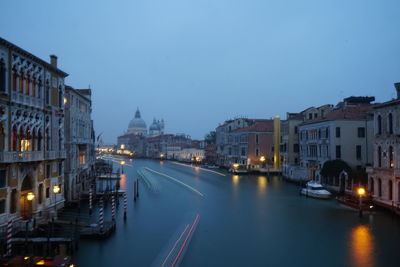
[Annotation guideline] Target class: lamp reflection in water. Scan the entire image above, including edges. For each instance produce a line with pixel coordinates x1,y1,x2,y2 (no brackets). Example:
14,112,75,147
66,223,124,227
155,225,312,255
257,176,267,196
232,175,239,198
349,225,375,267
120,173,127,190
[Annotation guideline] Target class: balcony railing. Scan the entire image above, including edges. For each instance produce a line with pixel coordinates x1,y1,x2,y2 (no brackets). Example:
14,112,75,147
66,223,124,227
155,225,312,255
0,151,44,163
11,92,43,108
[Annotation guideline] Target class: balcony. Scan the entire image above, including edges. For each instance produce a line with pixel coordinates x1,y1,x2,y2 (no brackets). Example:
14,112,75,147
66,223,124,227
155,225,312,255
11,92,43,108
0,151,44,163
44,150,66,160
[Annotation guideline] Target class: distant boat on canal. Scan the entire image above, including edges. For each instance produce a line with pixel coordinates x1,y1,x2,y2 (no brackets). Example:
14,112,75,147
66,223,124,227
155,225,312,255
301,181,332,199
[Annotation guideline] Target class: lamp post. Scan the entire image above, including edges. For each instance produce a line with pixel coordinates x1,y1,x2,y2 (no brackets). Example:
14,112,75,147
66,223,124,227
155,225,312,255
53,185,61,219
232,163,239,173
260,156,266,169
357,187,366,218
26,192,34,254
120,160,126,174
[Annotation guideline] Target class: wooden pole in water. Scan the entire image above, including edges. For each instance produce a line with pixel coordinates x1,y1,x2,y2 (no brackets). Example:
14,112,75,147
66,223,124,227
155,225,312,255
6,218,12,256
123,192,127,220
99,198,104,233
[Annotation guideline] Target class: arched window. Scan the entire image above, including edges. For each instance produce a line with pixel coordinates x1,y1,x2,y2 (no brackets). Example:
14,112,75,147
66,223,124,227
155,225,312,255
45,128,50,151
0,59,5,92
19,128,24,152
378,178,382,197
32,129,37,151
11,126,17,151
377,115,382,135
32,77,36,97
58,85,63,108
19,71,24,94
37,78,42,99
10,189,17,213
12,70,17,91
37,129,42,151
389,146,394,168
25,73,30,95
45,80,50,105
389,113,393,134
370,178,374,195
378,146,382,167
58,129,62,151
0,122,5,152
388,180,393,200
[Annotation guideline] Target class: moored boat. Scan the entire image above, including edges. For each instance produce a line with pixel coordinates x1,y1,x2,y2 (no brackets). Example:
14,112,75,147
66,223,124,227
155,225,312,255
301,181,332,199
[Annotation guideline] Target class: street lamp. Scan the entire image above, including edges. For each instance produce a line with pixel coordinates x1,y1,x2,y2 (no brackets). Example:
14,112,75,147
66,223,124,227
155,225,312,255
260,156,266,168
27,192,35,201
120,160,126,174
53,185,61,219
357,187,366,218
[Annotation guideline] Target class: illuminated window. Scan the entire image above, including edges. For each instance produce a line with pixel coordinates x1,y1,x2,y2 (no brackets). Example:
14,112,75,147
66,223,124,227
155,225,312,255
79,153,86,165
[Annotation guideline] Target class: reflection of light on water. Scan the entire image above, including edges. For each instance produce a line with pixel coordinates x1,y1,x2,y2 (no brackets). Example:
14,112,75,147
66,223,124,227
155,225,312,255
349,225,375,267
120,174,127,190
232,175,239,185
194,166,200,173
257,176,267,195
160,161,164,165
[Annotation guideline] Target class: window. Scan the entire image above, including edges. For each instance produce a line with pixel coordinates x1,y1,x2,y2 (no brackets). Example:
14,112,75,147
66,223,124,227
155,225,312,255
336,145,341,159
378,179,382,197
45,81,50,105
46,164,51,178
294,126,298,134
256,148,259,157
293,144,299,153
378,146,382,167
0,59,5,92
255,134,259,144
326,127,329,138
356,145,362,160
377,115,382,135
389,113,393,134
0,199,5,214
389,146,394,168
58,162,63,176
357,127,365,138
388,180,393,200
10,189,17,213
38,184,43,204
241,147,246,156
335,127,341,138
308,113,312,120
0,169,6,188
46,187,50,198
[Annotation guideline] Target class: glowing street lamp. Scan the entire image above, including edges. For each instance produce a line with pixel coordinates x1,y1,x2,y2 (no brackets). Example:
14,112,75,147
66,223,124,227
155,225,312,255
260,156,266,162
27,192,35,201
53,185,61,218
120,160,126,174
357,187,366,218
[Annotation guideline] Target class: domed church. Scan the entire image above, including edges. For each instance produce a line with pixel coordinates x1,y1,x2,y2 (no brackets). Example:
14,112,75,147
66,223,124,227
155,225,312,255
127,108,148,136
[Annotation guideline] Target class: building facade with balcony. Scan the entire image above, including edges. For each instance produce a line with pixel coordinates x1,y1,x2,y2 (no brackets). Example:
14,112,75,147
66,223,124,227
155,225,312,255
368,84,400,208
0,38,67,225
298,98,374,183
64,86,95,202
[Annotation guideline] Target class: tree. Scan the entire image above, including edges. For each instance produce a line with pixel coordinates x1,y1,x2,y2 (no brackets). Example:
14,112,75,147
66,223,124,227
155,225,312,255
204,131,216,145
321,159,352,180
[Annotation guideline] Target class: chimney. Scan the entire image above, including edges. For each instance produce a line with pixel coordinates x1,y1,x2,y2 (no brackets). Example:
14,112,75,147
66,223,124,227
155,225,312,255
395,82,400,99
50,55,58,68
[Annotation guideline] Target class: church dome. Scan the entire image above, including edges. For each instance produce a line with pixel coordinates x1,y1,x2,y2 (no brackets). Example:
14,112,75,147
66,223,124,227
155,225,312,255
149,119,160,131
127,108,147,135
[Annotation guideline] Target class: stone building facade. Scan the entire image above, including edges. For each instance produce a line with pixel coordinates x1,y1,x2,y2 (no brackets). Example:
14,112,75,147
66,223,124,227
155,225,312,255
64,86,95,202
368,84,400,207
0,37,67,224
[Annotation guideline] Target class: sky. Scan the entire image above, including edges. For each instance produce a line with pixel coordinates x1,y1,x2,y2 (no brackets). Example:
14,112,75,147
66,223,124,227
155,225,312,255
1,0,400,142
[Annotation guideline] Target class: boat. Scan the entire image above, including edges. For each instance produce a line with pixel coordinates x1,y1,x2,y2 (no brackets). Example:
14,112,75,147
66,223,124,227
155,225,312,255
336,195,375,211
301,181,332,199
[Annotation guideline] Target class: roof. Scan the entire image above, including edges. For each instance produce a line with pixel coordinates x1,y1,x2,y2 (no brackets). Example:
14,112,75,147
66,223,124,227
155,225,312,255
373,98,400,109
233,120,274,133
0,37,68,77
301,105,373,125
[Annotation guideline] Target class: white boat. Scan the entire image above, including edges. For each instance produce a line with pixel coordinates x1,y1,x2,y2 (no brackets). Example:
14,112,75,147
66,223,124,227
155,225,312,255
301,181,332,199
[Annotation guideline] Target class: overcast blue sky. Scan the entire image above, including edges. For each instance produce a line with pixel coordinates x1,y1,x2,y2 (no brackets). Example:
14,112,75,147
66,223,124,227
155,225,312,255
1,0,399,142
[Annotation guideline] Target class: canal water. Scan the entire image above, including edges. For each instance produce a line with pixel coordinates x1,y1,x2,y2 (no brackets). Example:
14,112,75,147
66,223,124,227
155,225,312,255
74,159,400,267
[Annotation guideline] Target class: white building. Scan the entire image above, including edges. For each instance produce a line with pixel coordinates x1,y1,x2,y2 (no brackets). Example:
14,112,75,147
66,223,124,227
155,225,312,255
64,86,95,202
0,37,67,224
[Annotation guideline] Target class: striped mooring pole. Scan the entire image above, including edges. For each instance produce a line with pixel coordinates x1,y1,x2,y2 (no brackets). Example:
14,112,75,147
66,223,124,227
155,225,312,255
89,188,93,215
111,195,115,221
7,218,12,256
99,198,104,233
123,192,127,219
